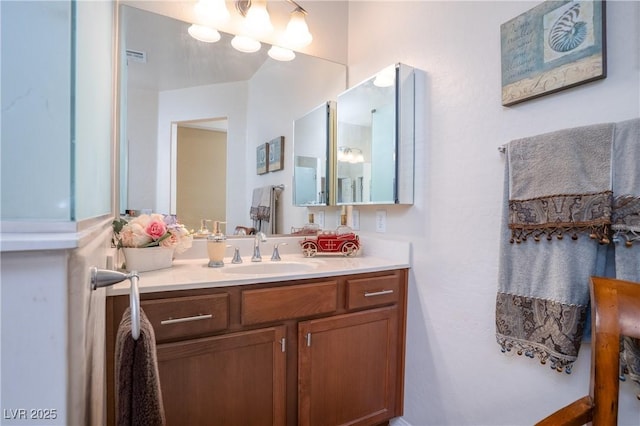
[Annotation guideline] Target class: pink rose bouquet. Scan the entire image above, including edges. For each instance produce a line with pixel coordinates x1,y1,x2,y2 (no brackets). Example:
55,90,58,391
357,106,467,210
112,213,193,253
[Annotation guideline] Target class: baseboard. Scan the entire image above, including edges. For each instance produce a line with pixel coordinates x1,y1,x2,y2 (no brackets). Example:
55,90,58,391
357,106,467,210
391,417,412,426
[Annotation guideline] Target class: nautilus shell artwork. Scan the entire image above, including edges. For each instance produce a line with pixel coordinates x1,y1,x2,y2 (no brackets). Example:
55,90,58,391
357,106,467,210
548,3,588,53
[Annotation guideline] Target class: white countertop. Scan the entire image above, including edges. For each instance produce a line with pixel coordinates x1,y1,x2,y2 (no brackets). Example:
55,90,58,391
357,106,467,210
106,254,409,296
106,234,411,296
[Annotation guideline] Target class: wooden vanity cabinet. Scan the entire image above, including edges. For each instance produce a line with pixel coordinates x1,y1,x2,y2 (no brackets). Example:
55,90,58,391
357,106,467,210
157,326,287,426
105,269,408,426
298,307,399,426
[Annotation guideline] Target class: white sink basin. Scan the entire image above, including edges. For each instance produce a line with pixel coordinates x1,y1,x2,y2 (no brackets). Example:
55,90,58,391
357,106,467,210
223,261,316,275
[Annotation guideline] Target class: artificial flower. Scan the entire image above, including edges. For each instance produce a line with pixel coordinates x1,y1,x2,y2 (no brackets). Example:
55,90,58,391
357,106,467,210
113,213,193,253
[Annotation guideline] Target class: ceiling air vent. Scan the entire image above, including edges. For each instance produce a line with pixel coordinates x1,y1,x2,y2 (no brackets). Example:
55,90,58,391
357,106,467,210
126,49,147,63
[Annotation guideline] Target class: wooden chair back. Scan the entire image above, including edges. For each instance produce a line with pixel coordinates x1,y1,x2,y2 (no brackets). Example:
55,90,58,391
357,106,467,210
536,276,640,426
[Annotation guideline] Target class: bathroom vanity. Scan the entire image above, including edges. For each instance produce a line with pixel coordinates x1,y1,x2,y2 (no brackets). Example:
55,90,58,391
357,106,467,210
105,247,409,426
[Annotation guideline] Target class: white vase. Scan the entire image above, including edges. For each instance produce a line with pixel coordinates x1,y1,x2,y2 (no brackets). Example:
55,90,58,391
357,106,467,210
122,247,174,273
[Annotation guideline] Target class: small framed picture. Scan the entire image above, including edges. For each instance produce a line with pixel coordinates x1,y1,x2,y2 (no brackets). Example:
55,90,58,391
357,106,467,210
268,136,284,172
256,143,269,175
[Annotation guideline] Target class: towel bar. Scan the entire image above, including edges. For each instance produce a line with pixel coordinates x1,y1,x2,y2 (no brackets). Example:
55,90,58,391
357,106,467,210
91,266,141,340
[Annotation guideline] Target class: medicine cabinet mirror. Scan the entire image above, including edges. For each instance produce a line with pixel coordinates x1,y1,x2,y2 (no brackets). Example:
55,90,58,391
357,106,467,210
292,101,336,206
335,63,415,205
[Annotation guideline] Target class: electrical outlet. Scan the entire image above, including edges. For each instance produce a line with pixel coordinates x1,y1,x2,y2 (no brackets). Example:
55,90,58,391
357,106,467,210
317,210,325,229
351,209,360,230
375,210,387,233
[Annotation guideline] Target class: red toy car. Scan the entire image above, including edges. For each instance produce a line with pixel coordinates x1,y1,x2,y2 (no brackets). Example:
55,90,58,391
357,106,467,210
299,226,360,257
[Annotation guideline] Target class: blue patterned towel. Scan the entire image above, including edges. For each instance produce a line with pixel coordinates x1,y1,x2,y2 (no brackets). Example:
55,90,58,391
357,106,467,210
496,123,614,372
611,118,640,393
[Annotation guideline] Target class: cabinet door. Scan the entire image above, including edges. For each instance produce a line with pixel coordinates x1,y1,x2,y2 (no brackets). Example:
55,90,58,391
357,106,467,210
157,326,286,426
298,307,398,426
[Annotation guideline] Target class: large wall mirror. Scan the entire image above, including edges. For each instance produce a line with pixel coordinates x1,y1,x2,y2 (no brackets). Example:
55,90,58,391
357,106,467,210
336,63,416,205
119,3,346,233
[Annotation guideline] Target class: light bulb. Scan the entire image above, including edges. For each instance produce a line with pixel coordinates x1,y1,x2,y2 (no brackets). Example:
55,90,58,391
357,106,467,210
244,1,273,37
188,24,221,43
194,0,230,25
231,35,261,53
268,46,295,62
374,65,396,87
284,9,312,48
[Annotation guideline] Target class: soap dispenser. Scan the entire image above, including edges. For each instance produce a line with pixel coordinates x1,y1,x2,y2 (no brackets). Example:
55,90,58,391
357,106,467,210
207,221,226,268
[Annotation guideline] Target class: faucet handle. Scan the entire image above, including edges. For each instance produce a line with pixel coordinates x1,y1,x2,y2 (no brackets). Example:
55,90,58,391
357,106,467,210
271,242,288,261
198,219,212,235
232,246,243,264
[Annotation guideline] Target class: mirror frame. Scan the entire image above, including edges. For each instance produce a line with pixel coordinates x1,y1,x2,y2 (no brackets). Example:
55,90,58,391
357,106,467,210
292,101,336,207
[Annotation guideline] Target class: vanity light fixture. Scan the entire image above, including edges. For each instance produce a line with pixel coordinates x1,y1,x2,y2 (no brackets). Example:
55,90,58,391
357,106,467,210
188,24,221,43
338,147,364,164
283,6,312,48
373,65,396,88
231,35,261,53
194,0,230,25
268,45,295,61
188,0,313,60
242,0,273,37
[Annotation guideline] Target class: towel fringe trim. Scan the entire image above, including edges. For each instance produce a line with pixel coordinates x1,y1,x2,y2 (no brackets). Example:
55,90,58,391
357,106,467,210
509,191,613,245
496,336,577,374
612,195,640,247
509,223,611,244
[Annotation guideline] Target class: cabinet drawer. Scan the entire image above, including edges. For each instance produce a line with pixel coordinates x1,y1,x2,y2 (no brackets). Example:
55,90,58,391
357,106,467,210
142,294,229,342
242,281,338,325
347,274,400,310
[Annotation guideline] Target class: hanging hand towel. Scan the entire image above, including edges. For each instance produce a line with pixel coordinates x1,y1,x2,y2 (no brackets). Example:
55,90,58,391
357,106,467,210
250,186,272,222
496,122,614,372
115,307,166,426
250,186,277,234
611,117,640,392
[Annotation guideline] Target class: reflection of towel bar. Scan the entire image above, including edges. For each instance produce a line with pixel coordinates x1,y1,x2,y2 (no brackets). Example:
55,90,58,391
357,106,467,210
90,266,141,340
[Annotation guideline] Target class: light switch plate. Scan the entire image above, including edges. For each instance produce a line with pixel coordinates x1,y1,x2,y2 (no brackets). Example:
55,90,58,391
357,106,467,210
351,209,360,230
317,210,325,229
375,210,386,233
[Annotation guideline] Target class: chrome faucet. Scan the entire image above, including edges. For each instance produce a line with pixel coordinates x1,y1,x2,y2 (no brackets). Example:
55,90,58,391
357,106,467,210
271,242,288,261
251,232,267,262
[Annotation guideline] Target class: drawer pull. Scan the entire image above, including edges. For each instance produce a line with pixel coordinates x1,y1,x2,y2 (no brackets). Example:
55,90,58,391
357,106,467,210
364,289,394,297
161,314,213,325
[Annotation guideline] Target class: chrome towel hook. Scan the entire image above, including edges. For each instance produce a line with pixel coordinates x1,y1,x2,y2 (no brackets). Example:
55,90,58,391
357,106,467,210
91,267,141,340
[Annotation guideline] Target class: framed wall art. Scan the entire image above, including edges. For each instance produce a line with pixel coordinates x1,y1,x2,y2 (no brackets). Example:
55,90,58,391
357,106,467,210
256,143,269,175
500,0,606,106
268,136,284,172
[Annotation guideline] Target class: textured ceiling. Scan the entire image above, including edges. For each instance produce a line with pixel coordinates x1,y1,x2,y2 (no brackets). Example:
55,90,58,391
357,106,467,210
123,5,269,91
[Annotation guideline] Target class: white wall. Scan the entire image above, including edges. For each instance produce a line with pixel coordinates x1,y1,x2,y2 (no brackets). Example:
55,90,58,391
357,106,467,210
126,87,159,212
154,56,346,234
155,80,249,230
346,1,639,425
247,55,347,233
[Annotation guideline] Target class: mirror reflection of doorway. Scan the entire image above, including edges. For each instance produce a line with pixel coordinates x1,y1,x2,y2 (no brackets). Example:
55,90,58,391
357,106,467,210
175,119,227,232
